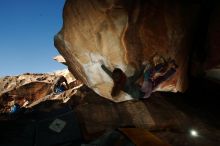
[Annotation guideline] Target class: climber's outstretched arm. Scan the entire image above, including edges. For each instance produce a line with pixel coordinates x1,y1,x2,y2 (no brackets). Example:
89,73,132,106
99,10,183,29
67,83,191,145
101,64,113,78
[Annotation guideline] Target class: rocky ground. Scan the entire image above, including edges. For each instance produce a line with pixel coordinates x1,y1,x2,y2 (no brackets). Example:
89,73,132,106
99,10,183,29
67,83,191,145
0,71,219,146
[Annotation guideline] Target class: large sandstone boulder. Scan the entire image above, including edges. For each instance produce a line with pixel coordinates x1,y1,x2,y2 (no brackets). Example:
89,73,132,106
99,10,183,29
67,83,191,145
55,0,200,102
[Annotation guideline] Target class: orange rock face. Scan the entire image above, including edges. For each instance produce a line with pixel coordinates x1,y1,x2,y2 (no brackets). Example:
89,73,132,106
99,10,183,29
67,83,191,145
55,0,200,102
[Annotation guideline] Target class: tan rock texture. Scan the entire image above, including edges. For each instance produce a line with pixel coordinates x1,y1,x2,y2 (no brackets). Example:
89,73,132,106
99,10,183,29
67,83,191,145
55,0,200,102
0,69,79,113
0,69,74,93
53,55,67,65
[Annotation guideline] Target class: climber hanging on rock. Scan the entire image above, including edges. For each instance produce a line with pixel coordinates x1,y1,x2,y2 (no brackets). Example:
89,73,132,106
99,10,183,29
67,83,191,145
100,55,178,99
141,57,178,98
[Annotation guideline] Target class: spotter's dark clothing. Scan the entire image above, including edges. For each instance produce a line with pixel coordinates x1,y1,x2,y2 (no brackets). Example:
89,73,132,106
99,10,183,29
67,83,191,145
101,65,145,99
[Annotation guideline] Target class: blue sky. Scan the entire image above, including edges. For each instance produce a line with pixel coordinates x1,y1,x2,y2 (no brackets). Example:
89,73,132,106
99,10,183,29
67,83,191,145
0,0,66,77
